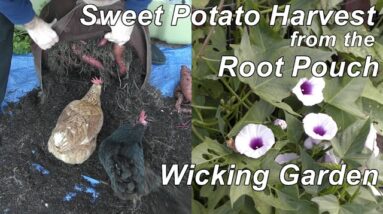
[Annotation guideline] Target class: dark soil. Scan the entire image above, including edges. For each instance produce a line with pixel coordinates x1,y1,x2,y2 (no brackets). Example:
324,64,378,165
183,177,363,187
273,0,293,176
0,39,191,213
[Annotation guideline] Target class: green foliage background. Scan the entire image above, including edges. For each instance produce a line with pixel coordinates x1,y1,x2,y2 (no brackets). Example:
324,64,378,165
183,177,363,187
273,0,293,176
13,29,31,55
192,0,383,213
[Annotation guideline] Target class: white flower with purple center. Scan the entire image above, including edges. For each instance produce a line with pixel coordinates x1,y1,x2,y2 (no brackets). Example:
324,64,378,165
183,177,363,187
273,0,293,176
303,113,338,140
323,149,340,164
303,137,321,149
275,153,299,165
235,124,275,159
273,119,287,130
292,77,325,106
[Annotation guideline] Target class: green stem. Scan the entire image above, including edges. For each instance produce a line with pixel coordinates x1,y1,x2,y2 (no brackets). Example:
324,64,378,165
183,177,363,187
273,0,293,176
193,119,219,126
194,107,204,121
375,15,383,29
260,5,285,14
192,126,205,142
203,59,250,109
192,105,218,110
201,56,222,62
194,124,221,133
221,78,251,109
349,185,360,202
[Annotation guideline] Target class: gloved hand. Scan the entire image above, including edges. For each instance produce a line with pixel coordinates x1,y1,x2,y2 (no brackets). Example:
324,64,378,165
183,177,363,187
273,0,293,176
104,18,135,46
24,17,59,50
84,0,134,46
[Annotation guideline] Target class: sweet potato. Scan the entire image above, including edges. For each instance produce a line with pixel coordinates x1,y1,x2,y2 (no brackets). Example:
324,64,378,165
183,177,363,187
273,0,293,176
180,65,192,102
113,44,128,75
71,44,105,70
80,55,105,70
98,38,108,47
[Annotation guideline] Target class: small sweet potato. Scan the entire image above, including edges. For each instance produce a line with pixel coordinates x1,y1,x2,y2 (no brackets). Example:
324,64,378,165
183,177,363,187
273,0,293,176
180,65,192,102
98,38,108,47
71,44,105,70
113,44,128,75
80,55,105,70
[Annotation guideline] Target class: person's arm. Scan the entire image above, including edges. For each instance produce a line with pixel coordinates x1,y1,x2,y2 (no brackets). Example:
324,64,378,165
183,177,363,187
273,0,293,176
0,0,58,50
0,0,35,25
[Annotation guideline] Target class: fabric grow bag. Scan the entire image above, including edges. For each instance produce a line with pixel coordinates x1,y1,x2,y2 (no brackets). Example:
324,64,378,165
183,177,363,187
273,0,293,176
31,0,151,92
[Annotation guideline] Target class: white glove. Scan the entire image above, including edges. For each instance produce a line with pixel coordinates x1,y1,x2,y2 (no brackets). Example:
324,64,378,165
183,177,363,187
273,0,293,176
24,17,59,50
104,18,134,46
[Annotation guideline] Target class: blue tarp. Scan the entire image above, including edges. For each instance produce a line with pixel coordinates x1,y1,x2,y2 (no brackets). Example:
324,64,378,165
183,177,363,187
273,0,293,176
1,53,39,109
1,45,191,108
150,45,192,97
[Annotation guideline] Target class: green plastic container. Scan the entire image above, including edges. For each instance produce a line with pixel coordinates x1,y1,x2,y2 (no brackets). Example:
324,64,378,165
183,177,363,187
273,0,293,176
148,0,192,45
